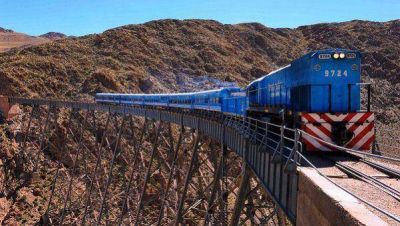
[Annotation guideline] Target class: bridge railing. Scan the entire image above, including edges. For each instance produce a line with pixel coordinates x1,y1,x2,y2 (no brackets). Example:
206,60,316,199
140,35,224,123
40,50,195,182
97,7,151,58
221,114,302,170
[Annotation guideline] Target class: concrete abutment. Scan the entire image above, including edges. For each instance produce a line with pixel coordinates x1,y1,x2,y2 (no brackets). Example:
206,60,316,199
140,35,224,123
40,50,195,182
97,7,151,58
296,168,387,226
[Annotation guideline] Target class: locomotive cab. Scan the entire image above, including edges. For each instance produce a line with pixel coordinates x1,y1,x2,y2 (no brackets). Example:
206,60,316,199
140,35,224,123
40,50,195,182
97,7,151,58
291,49,362,113
294,49,374,151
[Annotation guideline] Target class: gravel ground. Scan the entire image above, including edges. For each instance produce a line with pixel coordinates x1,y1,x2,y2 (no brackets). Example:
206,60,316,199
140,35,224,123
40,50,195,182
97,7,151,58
332,178,400,226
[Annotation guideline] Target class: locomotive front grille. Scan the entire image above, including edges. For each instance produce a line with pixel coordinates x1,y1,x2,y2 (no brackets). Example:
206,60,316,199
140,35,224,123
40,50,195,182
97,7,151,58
300,112,375,151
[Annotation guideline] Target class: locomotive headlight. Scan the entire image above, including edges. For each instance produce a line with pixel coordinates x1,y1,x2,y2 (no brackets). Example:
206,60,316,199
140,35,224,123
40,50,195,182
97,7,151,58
333,53,340,59
339,53,345,59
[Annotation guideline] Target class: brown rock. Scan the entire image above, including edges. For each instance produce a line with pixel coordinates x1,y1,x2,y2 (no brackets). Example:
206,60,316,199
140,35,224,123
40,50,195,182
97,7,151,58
0,197,11,223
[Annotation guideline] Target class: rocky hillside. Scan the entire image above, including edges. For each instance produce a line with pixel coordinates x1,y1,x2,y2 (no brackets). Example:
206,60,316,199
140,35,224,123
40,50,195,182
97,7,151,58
0,19,399,122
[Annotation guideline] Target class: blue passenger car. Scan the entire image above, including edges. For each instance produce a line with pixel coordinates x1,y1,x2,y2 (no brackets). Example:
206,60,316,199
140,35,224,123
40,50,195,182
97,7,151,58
95,87,247,115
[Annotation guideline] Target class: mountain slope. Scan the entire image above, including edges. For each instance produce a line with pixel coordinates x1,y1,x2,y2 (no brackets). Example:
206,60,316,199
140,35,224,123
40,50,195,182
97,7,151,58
0,29,49,52
0,28,67,52
0,19,399,122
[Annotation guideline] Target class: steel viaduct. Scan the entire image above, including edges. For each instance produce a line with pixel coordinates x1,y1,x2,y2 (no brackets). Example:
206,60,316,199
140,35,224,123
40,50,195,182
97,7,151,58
0,96,388,225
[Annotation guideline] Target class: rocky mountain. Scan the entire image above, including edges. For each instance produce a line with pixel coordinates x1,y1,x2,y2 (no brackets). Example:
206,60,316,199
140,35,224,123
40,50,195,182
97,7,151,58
39,32,67,40
0,19,399,123
0,27,13,33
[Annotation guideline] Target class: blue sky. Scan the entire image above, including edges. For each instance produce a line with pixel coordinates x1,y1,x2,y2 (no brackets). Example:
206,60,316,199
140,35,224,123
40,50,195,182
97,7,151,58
1,0,399,36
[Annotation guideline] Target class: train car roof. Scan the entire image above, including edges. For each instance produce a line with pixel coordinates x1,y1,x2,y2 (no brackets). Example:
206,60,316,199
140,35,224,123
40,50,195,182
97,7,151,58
96,87,241,97
247,64,291,88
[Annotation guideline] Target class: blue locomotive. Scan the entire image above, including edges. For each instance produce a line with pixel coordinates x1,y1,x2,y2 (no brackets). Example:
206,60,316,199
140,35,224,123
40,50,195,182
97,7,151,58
246,49,362,114
95,49,374,152
245,49,373,151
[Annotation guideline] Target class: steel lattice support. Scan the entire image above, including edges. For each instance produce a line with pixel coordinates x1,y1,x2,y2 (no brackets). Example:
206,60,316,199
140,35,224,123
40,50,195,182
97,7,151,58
4,102,291,226
174,128,201,225
134,120,162,225
156,123,185,225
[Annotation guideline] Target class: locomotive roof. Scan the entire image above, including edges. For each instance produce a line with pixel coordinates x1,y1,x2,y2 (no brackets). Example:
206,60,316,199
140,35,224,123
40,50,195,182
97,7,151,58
308,48,360,57
96,87,241,97
246,48,360,89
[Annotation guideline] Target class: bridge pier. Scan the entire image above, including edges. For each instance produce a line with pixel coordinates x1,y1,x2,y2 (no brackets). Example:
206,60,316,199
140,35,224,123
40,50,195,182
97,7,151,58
203,142,227,225
156,123,185,225
134,121,162,225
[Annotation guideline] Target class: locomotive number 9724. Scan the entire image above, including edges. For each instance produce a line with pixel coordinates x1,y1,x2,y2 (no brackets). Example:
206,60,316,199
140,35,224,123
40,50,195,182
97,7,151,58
324,69,348,77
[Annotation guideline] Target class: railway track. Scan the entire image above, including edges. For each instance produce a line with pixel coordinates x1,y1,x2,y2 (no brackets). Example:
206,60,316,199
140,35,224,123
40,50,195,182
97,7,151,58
330,158,400,202
299,152,400,223
360,158,400,179
340,151,400,179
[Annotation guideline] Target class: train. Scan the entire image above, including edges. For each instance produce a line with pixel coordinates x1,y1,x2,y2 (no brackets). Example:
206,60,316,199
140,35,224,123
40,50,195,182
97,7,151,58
96,49,374,152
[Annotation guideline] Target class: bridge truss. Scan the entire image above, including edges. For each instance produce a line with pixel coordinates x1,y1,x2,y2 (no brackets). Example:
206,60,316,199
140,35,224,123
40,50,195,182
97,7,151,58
2,97,300,225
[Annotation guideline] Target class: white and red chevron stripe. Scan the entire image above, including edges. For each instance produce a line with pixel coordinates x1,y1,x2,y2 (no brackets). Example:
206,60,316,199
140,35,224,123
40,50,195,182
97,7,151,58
300,112,374,151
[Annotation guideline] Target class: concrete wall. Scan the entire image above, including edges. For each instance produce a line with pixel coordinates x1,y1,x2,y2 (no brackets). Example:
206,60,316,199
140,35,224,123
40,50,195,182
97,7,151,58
296,168,387,226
